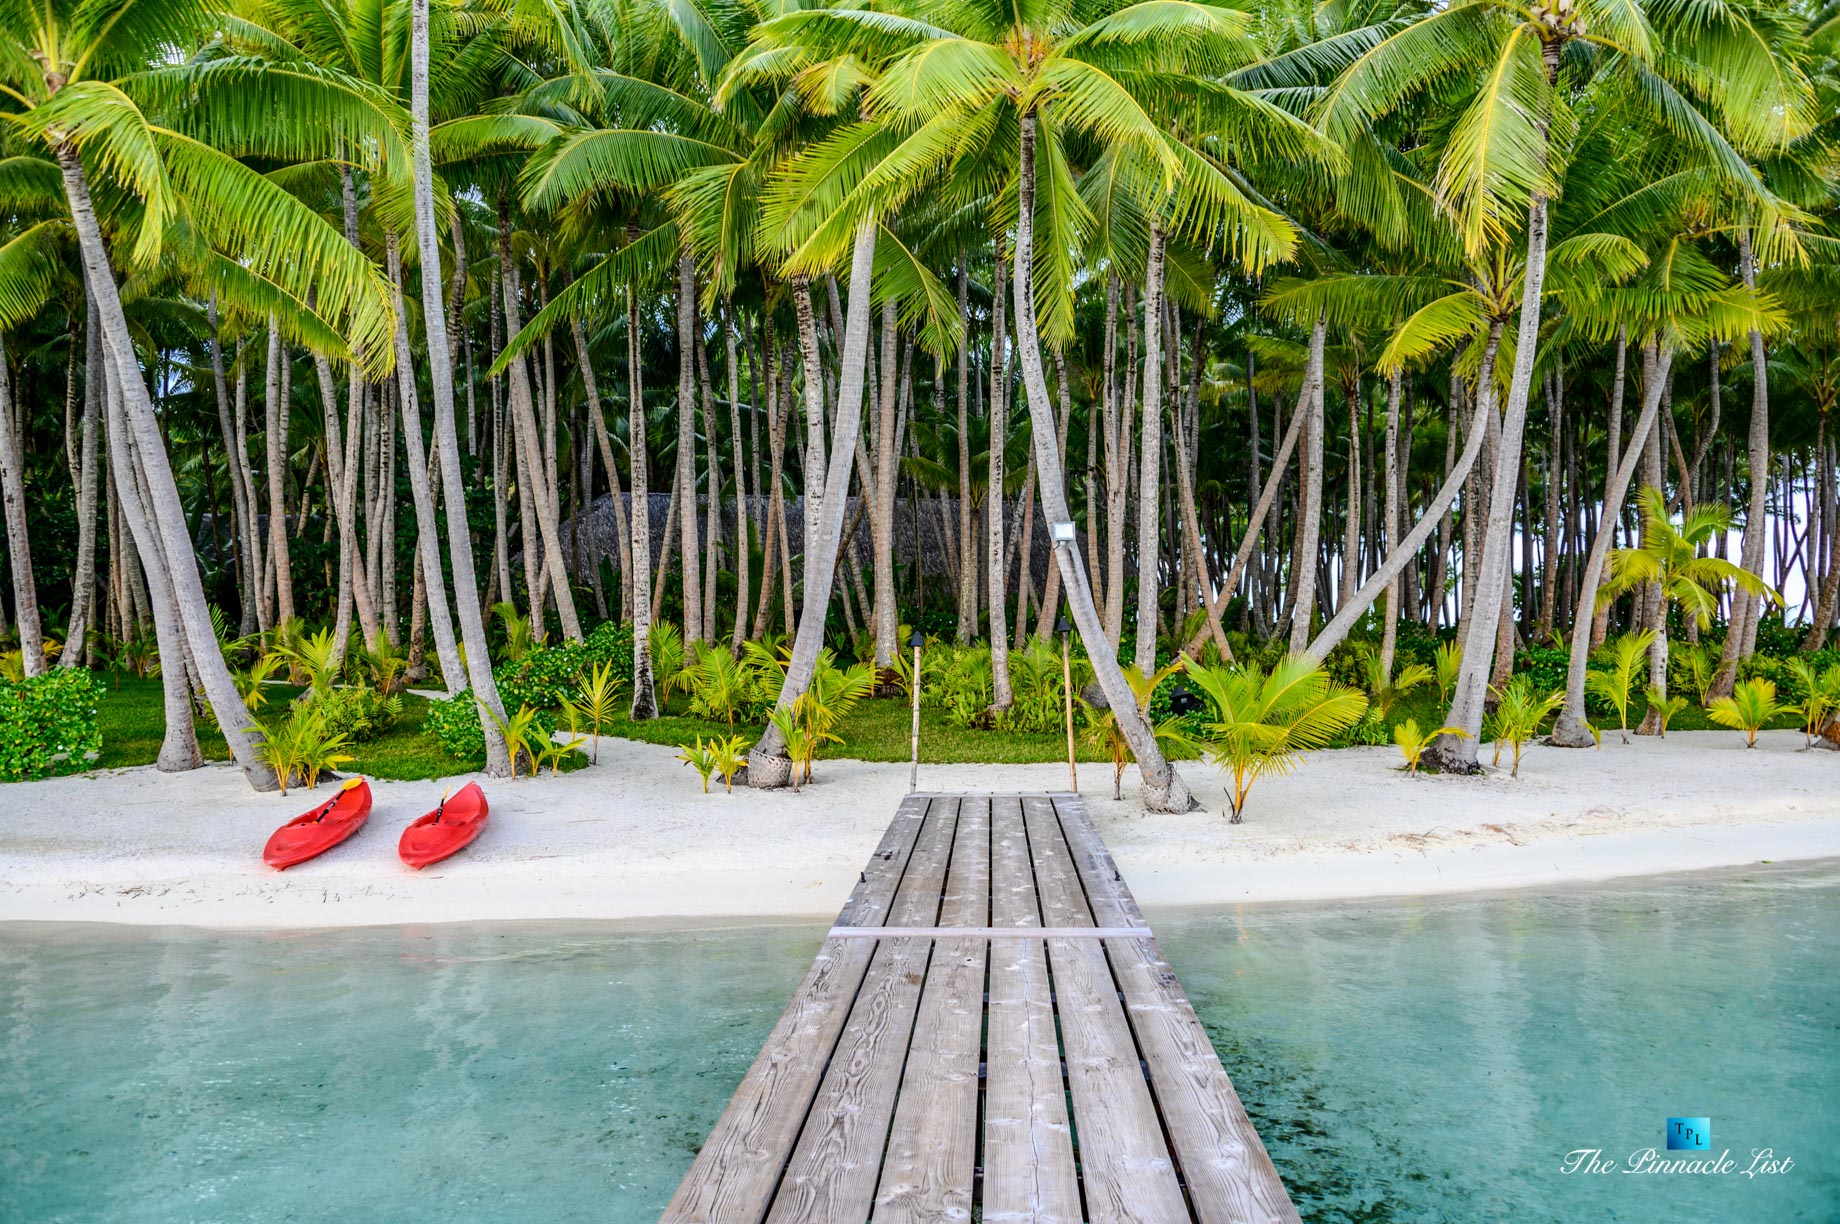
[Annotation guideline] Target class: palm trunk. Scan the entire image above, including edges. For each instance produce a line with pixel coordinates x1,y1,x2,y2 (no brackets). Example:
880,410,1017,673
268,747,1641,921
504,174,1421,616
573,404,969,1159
573,315,633,622
748,221,879,785
725,305,750,651
697,322,723,643
56,144,276,787
626,287,659,718
674,254,704,644
61,292,103,668
873,299,900,666
1287,313,1328,652
793,274,828,570
955,256,977,642
1425,194,1553,772
1009,113,1192,810
262,320,295,627
496,194,583,641
988,238,1013,707
1033,349,1075,639
1378,368,1403,676
1553,341,1677,745
410,0,510,767
1104,277,1128,645
0,333,45,675
1710,232,1770,699
1133,225,1168,673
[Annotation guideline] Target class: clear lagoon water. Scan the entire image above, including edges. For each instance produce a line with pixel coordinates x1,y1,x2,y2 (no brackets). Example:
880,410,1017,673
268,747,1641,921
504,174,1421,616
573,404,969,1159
3,862,1835,1223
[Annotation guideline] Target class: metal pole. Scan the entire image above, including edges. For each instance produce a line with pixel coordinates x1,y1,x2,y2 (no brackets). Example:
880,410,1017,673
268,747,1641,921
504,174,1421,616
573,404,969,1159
909,641,923,792
1061,631,1078,793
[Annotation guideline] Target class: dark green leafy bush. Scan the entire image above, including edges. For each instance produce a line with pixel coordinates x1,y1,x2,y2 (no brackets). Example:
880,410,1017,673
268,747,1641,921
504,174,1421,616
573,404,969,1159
495,642,590,710
426,688,554,763
0,668,101,780
584,622,635,679
1513,646,1571,694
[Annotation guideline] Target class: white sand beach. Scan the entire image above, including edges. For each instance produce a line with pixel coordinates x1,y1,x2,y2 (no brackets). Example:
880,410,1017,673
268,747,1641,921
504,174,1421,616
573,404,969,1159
1,729,1835,928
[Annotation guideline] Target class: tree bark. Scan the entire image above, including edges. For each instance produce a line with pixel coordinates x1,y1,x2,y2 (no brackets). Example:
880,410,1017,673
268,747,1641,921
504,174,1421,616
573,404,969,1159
988,238,1013,707
1133,225,1169,673
0,333,45,676
1287,314,1328,652
626,287,659,718
1710,232,1771,699
675,253,704,644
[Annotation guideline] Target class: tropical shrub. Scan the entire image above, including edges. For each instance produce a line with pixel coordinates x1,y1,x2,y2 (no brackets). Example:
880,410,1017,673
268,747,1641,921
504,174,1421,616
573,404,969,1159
561,660,624,761
1784,660,1840,748
496,642,590,711
426,690,554,765
584,621,635,679
257,704,352,796
1513,646,1571,694
1184,655,1368,823
0,669,101,781
1359,646,1432,720
296,686,403,744
1706,679,1788,749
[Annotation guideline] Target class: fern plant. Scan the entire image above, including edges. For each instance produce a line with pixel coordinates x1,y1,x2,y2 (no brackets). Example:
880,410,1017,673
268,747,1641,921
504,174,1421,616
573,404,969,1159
1706,679,1787,749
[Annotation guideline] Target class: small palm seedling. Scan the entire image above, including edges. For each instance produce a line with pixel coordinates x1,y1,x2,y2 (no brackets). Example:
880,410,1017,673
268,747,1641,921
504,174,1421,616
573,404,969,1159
1083,661,1189,800
1706,679,1787,749
676,737,723,793
1586,630,1655,744
362,629,408,696
492,602,537,662
766,705,818,792
1785,660,1840,749
650,621,688,702
1394,719,1468,775
1433,641,1463,705
486,703,545,778
1643,686,1688,737
236,653,283,712
710,734,750,793
537,732,586,778
1183,654,1368,823
687,645,749,725
258,706,352,795
1486,677,1564,776
562,660,624,762
278,627,344,698
1361,649,1433,720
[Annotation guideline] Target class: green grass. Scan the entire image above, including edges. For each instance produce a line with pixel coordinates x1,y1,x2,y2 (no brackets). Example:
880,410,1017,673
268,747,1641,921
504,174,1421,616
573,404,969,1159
93,675,584,781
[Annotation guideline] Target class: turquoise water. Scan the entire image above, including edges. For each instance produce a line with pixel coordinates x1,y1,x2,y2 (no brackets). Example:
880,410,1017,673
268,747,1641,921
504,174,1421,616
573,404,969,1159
3,863,1835,1223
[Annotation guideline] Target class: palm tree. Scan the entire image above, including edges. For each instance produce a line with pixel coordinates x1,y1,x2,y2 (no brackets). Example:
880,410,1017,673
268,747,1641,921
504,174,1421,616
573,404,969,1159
1,0,400,789
1599,485,1777,733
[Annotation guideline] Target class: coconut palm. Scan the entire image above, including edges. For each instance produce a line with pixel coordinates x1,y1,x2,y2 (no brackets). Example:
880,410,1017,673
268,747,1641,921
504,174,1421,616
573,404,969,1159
1597,485,1778,733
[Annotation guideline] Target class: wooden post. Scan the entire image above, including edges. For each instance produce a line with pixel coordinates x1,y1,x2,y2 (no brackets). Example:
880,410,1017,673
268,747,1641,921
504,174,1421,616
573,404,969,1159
908,629,923,792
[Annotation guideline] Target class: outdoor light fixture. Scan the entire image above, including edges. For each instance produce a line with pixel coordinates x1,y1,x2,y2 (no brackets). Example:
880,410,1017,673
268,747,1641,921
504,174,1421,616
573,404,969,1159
1169,682,1204,717
1050,520,1076,544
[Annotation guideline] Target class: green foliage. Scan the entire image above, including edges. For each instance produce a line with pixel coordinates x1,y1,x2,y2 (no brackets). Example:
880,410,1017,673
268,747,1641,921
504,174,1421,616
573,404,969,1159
0,669,101,781
562,660,625,762
536,731,586,777
1394,719,1467,775
709,734,749,792
1586,631,1654,742
1783,660,1840,748
684,644,751,724
486,703,550,778
1004,636,1088,734
493,603,540,661
1643,686,1689,737
584,621,636,679
295,686,404,744
1485,676,1564,776
1669,641,1717,704
427,689,555,767
257,703,353,796
1513,646,1570,695
1433,641,1463,705
361,629,409,695
1359,646,1432,719
650,622,688,698
235,653,283,713
676,737,723,792
276,626,344,697
1081,660,1192,800
1706,679,1788,749
496,642,591,710
1183,654,1369,823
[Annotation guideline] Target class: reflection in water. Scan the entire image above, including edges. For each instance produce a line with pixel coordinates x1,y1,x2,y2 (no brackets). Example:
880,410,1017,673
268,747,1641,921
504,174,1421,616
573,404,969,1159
1154,860,1840,1223
4,862,1836,1224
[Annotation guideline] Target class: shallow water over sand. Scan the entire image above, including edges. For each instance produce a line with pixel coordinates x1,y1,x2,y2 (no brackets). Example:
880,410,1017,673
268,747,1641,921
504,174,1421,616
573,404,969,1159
4,862,1835,1222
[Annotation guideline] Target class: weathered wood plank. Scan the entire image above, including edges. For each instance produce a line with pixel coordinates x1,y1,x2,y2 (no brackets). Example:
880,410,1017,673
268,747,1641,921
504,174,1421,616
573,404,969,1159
659,796,929,1224
1054,795,1302,1224
873,798,988,1222
764,799,959,1223
981,796,1082,1223
1024,797,1189,1223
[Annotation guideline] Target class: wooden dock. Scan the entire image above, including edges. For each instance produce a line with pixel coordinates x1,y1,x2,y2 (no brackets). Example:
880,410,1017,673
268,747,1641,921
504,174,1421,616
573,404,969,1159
661,793,1300,1224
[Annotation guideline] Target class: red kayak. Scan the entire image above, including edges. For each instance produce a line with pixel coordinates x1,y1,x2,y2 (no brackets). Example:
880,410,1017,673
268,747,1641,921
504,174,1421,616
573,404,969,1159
398,782,489,869
263,778,372,870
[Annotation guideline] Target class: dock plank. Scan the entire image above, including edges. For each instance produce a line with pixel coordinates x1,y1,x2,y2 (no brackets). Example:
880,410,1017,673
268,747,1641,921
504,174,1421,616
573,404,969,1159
1024,797,1189,1223
1054,797,1303,1224
873,799,988,1222
659,796,928,1224
764,799,958,1223
982,797,1081,1223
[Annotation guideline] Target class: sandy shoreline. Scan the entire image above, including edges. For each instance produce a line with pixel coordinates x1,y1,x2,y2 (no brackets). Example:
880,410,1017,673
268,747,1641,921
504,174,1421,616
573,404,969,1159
1,729,1836,929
